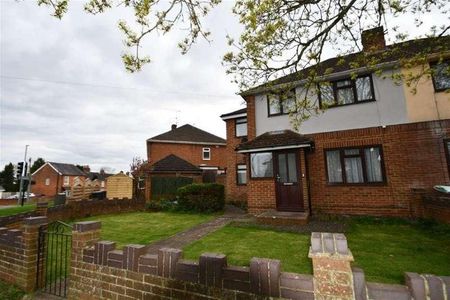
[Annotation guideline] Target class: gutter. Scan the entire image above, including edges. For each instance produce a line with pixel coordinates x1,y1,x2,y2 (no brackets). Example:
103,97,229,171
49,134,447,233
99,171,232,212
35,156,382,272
237,144,311,153
146,139,226,146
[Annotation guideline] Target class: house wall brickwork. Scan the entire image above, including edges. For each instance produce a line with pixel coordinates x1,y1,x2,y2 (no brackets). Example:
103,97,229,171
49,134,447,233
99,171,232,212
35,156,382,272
147,142,227,169
306,119,450,217
32,164,86,197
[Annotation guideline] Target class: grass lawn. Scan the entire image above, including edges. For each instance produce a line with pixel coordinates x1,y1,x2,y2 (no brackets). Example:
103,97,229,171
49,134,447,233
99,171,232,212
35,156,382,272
0,280,25,300
79,211,215,248
183,218,450,284
0,203,36,217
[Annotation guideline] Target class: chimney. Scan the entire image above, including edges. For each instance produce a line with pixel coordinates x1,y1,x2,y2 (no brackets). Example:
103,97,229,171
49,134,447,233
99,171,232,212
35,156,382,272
361,26,386,52
82,165,90,173
171,124,177,130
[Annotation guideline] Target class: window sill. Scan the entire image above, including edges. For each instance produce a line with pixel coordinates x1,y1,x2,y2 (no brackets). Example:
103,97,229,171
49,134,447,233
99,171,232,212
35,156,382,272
320,99,376,109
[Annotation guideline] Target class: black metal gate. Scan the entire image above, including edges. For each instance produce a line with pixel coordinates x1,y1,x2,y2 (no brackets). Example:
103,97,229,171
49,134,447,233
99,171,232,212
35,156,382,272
37,221,72,298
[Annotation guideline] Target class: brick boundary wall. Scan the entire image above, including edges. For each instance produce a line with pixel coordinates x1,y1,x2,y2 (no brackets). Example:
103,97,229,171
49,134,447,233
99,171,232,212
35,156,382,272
0,198,145,228
0,216,48,292
69,221,450,300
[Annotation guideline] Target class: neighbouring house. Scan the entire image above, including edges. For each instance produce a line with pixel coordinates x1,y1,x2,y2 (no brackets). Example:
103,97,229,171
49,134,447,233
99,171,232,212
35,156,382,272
221,27,450,219
144,124,227,200
31,162,88,197
86,169,113,191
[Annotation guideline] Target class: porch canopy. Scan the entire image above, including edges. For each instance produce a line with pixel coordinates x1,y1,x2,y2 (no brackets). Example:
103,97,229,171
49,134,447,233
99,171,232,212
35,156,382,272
236,130,313,153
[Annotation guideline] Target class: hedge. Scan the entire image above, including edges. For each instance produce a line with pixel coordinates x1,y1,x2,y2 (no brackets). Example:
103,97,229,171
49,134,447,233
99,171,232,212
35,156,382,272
176,183,225,212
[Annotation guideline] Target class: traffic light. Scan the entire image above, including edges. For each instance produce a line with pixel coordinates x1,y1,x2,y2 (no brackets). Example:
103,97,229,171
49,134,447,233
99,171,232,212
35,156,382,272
16,162,24,179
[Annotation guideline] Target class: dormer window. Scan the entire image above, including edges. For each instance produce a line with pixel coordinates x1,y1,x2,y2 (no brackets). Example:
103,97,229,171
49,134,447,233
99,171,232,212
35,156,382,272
430,60,450,92
318,74,375,108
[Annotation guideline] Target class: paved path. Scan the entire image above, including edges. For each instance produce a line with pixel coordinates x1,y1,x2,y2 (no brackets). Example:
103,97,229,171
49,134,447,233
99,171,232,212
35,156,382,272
146,206,248,254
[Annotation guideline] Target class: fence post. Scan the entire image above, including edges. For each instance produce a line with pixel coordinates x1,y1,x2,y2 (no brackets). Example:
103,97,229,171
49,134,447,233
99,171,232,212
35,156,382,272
22,216,48,292
309,232,355,299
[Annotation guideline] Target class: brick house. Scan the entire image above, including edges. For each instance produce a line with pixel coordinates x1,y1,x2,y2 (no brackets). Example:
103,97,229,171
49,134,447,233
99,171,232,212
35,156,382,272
31,162,88,197
147,124,227,174
221,27,450,218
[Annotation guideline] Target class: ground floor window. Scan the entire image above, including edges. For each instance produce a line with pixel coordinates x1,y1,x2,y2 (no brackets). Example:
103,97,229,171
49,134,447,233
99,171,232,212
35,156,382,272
236,164,247,185
250,152,273,178
325,145,385,184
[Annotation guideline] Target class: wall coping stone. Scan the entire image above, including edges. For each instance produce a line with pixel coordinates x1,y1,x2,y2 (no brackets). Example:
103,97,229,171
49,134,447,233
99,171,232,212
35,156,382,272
24,216,48,226
73,221,101,232
309,232,353,260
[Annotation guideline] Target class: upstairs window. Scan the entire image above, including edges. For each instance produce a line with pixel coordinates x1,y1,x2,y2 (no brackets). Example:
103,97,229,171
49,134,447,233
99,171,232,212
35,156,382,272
318,75,375,108
325,146,386,185
202,148,211,160
430,60,450,92
235,117,248,137
267,90,296,116
63,176,69,186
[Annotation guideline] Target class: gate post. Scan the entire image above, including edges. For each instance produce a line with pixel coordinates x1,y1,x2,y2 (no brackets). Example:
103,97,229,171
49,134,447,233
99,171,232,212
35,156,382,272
22,216,48,292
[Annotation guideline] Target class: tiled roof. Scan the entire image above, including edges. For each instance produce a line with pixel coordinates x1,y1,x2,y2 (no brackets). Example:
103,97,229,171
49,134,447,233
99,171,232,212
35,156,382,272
220,108,247,118
148,124,226,145
237,130,312,151
150,154,202,173
48,162,87,176
241,35,450,96
87,172,113,181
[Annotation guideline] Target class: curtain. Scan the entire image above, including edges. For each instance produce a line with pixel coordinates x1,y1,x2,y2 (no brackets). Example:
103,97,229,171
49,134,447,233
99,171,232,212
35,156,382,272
326,150,343,183
365,147,383,182
345,157,364,183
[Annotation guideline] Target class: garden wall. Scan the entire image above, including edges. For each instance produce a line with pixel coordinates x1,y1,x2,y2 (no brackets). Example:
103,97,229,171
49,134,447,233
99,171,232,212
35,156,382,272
69,222,450,300
410,190,450,224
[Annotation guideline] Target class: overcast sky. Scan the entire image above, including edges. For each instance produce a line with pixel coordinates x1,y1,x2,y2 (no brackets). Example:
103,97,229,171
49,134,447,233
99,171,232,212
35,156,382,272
1,0,446,173
1,0,245,172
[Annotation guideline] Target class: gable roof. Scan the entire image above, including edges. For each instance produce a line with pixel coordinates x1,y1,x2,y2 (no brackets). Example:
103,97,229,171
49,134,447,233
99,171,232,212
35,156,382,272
220,108,247,120
241,35,450,96
87,172,113,181
49,162,87,176
147,124,226,145
236,130,312,153
150,154,202,173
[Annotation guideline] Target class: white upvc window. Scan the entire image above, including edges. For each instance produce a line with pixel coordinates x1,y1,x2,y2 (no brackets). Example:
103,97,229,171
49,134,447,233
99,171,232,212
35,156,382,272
101,181,105,188
202,147,211,160
45,178,50,186
63,176,70,186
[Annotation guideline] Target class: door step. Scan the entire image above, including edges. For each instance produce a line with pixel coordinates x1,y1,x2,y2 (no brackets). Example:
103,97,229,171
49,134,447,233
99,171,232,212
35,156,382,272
256,210,309,226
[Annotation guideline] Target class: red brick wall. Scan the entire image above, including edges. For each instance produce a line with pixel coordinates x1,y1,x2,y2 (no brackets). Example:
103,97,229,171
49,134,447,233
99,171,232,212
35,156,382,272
307,120,450,217
247,179,277,214
147,142,227,168
224,118,248,202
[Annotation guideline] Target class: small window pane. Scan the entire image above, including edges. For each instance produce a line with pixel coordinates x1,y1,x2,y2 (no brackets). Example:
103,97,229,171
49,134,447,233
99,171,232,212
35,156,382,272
237,164,247,185
337,87,354,104
287,153,297,182
268,95,281,115
277,154,288,182
236,118,247,137
326,150,343,183
251,153,273,178
344,157,364,183
365,147,383,182
319,84,335,106
344,149,359,155
432,61,450,91
356,76,373,101
336,80,352,87
202,148,210,160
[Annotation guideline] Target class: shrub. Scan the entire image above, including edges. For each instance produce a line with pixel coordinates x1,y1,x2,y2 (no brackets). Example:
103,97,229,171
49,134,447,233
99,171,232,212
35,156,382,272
176,183,225,212
146,198,178,212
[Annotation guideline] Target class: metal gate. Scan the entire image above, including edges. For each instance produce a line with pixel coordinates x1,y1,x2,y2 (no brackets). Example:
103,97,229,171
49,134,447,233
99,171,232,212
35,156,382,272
36,221,72,298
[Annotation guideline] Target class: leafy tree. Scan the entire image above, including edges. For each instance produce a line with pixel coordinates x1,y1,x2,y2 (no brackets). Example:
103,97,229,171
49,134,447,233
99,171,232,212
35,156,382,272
30,157,46,174
0,163,19,192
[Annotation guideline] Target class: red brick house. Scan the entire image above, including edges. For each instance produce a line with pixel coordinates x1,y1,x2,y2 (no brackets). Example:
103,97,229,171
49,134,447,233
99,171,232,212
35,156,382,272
222,28,450,219
31,162,88,197
147,124,227,173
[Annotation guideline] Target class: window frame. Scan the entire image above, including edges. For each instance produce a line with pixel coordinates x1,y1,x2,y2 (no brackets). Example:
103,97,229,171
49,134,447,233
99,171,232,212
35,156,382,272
63,176,70,186
324,145,387,186
267,90,296,117
430,60,450,92
250,152,274,179
318,74,376,109
235,117,248,137
445,139,450,176
236,164,247,186
45,178,50,186
202,147,211,161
